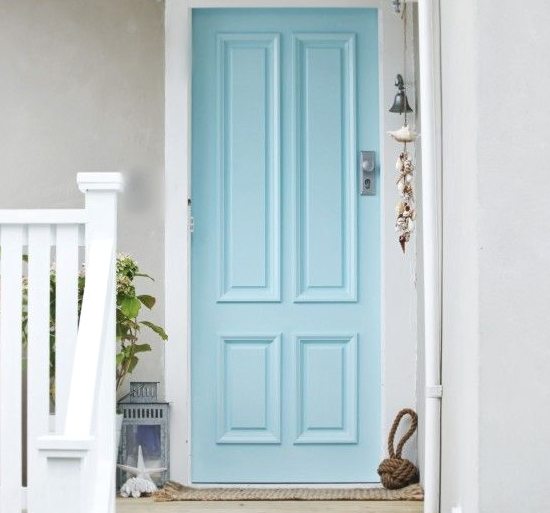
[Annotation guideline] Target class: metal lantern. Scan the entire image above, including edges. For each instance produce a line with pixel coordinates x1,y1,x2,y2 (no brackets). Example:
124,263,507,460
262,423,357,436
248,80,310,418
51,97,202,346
117,382,170,488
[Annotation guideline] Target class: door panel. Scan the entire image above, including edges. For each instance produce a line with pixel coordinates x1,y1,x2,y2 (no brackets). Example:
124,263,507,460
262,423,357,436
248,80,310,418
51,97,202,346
294,334,357,444
217,334,281,443
192,8,380,483
218,34,281,302
294,33,357,302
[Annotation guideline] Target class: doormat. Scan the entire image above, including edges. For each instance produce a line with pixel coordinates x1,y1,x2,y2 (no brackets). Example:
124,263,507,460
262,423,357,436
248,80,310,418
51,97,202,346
154,481,424,502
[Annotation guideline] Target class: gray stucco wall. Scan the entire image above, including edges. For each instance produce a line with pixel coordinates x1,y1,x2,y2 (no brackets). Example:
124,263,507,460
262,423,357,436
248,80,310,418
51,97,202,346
0,0,166,398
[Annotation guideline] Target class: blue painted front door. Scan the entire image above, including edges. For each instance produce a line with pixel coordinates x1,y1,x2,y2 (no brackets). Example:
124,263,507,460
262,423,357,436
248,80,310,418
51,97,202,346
191,8,380,483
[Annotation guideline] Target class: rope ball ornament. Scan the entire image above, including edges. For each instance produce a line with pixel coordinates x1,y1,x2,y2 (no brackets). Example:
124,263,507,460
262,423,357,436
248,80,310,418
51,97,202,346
377,408,420,490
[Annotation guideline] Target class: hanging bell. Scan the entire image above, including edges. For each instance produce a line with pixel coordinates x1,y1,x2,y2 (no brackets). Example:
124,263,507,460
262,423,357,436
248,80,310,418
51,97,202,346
389,74,413,114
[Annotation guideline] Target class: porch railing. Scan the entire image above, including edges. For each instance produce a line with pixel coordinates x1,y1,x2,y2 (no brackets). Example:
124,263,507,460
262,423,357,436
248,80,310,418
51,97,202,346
0,173,123,513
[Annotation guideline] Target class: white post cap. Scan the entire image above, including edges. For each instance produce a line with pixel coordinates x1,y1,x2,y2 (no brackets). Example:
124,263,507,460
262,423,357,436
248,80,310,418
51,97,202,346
77,172,124,193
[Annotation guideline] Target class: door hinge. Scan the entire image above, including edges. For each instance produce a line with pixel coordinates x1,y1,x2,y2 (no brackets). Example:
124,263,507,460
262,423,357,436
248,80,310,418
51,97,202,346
188,198,194,233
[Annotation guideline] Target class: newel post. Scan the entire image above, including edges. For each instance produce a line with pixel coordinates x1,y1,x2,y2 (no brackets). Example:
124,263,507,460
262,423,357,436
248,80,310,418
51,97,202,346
77,173,123,513
77,172,124,256
36,174,123,513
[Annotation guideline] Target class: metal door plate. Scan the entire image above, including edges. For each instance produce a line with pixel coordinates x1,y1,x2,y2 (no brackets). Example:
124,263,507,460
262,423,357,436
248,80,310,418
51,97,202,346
360,151,376,195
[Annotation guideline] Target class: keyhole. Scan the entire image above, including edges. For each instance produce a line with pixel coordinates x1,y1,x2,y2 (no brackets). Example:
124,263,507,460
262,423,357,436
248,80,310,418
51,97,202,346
364,178,371,189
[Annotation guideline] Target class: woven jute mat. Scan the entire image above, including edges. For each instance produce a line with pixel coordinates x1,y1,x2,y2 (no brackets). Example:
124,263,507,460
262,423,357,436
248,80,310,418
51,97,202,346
154,481,424,502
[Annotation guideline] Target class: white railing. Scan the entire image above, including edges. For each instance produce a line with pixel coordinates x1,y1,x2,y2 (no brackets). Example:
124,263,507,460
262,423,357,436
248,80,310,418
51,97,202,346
0,173,123,513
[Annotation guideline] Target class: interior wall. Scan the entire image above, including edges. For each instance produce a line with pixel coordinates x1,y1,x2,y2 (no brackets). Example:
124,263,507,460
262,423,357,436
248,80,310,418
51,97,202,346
0,0,165,398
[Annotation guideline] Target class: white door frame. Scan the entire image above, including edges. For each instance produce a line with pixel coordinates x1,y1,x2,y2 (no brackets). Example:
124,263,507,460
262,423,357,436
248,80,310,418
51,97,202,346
164,0,424,491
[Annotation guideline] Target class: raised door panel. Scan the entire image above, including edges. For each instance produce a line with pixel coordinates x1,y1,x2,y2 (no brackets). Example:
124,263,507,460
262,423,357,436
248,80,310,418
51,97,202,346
294,334,358,444
217,335,281,443
218,34,281,302
293,34,357,302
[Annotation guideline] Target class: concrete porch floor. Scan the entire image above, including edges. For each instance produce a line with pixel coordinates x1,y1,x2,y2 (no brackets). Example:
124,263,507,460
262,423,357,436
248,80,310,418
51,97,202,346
117,498,423,513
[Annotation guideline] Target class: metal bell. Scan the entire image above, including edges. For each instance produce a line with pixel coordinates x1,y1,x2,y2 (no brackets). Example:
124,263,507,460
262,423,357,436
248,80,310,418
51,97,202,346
389,74,413,114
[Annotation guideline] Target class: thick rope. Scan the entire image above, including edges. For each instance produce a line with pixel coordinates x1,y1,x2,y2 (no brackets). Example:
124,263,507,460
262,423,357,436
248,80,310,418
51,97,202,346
377,408,420,490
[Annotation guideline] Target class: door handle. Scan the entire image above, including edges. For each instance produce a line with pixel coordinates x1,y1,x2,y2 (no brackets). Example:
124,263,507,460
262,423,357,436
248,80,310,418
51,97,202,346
360,151,376,195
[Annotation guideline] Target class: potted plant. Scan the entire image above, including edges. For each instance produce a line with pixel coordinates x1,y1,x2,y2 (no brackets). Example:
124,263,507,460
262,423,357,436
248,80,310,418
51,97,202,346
22,253,168,437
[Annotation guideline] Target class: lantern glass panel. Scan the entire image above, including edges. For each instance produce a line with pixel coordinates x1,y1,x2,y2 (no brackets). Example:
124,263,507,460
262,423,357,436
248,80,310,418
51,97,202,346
124,425,162,485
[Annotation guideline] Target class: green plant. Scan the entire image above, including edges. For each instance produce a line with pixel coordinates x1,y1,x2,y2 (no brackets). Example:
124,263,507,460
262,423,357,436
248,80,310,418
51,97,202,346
22,253,167,396
113,254,167,391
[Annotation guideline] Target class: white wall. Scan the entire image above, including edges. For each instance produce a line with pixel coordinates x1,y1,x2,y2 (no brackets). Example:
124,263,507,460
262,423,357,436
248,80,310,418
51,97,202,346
379,1,420,466
440,0,550,512
411,3,425,481
440,0,480,511
476,1,550,511
0,0,166,398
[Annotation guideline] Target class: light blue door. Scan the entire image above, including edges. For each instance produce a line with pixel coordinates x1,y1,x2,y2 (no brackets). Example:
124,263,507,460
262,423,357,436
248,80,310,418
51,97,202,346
192,8,380,483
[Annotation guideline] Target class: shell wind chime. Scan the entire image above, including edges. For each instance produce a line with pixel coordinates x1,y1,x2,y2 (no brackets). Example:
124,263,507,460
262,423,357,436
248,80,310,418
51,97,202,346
395,152,416,252
388,2,417,253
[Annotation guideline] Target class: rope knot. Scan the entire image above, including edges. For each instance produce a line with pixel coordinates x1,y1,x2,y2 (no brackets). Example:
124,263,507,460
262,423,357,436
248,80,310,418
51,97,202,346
377,408,419,490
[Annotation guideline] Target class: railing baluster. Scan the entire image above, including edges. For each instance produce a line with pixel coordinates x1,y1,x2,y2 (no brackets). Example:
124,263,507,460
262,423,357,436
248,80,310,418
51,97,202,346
54,225,80,431
27,225,52,513
0,225,24,512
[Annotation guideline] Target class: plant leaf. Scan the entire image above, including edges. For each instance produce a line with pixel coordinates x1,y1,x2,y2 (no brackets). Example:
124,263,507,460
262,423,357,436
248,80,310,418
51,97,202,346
127,356,139,374
137,295,156,309
120,297,141,318
140,321,168,341
132,343,152,354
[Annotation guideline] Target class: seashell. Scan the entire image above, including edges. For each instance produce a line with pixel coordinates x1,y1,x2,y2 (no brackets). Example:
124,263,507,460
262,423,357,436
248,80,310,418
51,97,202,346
388,125,418,143
396,201,406,215
120,477,158,498
396,156,404,171
395,217,407,231
397,179,406,193
405,173,413,183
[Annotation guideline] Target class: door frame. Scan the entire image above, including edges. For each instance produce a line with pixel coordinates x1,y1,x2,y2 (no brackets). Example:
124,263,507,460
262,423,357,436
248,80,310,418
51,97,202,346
165,0,423,489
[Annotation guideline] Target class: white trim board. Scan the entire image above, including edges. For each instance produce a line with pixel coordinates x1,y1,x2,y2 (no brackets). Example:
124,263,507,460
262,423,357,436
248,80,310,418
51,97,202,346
164,0,419,489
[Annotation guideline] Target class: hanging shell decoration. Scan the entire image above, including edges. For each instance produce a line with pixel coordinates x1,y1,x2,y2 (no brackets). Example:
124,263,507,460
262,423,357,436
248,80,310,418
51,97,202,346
388,124,418,143
395,151,416,253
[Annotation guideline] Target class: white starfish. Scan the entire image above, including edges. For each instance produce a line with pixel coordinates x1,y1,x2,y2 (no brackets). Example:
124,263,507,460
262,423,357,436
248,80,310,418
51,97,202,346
117,445,166,482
